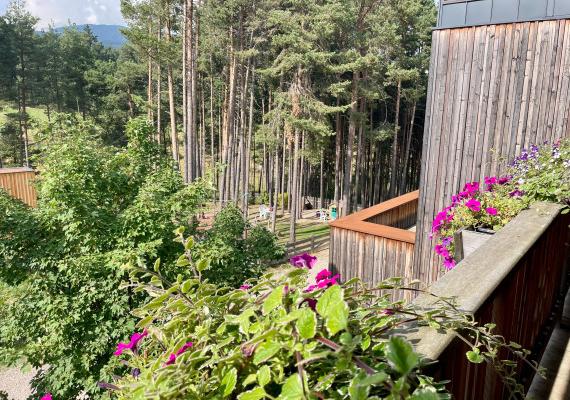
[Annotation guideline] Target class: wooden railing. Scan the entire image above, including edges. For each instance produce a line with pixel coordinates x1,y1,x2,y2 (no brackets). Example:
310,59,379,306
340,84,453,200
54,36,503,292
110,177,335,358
404,203,570,398
0,167,37,207
329,191,419,291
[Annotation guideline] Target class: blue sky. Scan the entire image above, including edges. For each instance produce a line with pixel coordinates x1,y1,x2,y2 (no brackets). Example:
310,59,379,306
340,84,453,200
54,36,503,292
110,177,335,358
0,0,125,29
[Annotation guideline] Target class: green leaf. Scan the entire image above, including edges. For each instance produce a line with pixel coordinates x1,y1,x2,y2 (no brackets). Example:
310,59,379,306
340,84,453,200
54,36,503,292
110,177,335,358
237,387,266,400
316,285,348,335
221,368,237,397
196,258,210,272
278,374,304,400
257,365,271,387
176,254,190,267
410,387,441,399
386,336,418,375
262,285,284,315
253,341,281,365
184,236,194,250
466,348,484,364
296,308,317,339
348,375,370,400
153,258,161,272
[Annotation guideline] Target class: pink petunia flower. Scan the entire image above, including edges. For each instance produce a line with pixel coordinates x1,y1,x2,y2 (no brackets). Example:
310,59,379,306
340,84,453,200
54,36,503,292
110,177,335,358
41,394,52,400
443,257,456,270
485,207,498,216
315,269,332,282
114,330,148,356
165,342,193,366
239,284,252,291
463,182,480,196
289,253,318,269
465,198,481,212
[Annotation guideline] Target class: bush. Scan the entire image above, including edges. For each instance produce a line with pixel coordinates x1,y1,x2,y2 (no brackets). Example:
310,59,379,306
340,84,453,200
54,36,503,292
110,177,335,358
193,204,285,287
108,242,537,399
0,117,213,398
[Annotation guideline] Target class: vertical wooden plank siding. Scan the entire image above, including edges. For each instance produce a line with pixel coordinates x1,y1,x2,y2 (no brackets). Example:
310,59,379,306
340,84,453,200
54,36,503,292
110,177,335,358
415,19,570,283
329,192,418,298
0,168,37,207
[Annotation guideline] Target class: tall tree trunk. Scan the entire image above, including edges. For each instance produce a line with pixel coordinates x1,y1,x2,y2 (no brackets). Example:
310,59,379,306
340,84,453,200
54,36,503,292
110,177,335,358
156,20,162,145
147,22,154,123
289,130,300,243
389,78,402,197
400,101,416,194
220,26,237,201
166,12,178,166
319,149,324,209
333,105,342,209
342,73,359,216
243,67,255,215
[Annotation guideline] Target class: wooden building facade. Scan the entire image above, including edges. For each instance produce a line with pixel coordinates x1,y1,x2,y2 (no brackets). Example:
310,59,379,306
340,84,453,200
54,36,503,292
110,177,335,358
414,6,570,282
0,168,37,207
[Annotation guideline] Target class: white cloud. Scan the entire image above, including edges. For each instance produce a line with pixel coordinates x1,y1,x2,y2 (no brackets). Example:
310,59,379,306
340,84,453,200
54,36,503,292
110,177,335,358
24,0,124,29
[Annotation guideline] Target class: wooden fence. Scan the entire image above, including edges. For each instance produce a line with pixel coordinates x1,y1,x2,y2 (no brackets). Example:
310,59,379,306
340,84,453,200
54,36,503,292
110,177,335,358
405,203,570,398
329,191,419,291
0,167,37,207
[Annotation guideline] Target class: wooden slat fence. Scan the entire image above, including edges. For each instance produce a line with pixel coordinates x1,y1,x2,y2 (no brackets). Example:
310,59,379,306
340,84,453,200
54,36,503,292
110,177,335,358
415,19,570,286
0,167,37,207
329,191,419,296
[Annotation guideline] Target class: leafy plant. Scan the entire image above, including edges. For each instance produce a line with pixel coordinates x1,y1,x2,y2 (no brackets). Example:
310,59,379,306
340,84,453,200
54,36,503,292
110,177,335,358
0,117,213,398
107,238,539,399
193,204,285,287
432,139,569,269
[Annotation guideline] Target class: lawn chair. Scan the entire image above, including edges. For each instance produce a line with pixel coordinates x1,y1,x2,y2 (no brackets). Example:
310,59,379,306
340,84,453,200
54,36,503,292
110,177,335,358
259,204,270,219
319,209,329,222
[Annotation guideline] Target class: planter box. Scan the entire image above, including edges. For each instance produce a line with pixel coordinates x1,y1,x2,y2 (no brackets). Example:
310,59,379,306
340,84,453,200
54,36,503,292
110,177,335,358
453,229,494,263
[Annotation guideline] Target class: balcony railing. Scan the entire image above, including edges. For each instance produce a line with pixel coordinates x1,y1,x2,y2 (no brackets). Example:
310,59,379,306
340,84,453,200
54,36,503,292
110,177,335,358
329,191,419,293
403,202,570,398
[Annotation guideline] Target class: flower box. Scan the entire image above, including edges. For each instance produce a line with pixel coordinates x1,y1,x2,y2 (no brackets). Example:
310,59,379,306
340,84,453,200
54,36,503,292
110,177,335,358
453,228,495,263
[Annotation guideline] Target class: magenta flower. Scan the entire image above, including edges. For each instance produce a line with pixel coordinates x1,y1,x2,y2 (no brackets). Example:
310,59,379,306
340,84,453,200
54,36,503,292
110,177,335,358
441,237,453,246
510,189,524,197
41,394,52,400
485,207,498,216
484,176,498,190
305,270,341,293
315,269,332,282
165,342,193,366
435,244,450,258
114,330,148,356
498,176,511,185
239,284,252,291
465,198,481,212
444,257,456,270
463,182,480,196
289,253,318,269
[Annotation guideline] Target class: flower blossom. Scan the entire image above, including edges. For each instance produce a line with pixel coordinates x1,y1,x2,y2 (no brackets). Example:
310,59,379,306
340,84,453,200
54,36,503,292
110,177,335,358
305,269,340,293
463,182,480,196
165,342,193,366
289,253,317,269
510,189,524,197
443,257,456,270
465,198,481,212
484,176,497,191
485,207,498,216
41,394,52,400
239,284,252,291
114,330,148,356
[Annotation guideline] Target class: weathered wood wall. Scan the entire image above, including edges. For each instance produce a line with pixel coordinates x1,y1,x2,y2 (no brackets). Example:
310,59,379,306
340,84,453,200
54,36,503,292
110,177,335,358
415,19,570,283
329,191,418,296
0,168,37,207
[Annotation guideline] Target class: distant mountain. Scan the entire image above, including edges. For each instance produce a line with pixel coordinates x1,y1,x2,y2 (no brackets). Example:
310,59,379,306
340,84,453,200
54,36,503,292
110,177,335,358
51,24,127,48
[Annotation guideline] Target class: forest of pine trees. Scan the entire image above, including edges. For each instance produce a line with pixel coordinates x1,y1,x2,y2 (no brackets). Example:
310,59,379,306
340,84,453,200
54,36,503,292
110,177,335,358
0,0,436,237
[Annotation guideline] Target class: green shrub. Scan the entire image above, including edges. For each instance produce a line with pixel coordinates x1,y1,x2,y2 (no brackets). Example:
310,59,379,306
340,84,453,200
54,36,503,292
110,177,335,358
108,239,538,399
193,204,285,287
0,117,213,398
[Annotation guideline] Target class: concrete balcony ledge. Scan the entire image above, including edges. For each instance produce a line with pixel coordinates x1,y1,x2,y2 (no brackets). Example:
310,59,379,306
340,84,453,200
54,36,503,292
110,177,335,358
401,202,569,397
409,202,565,359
